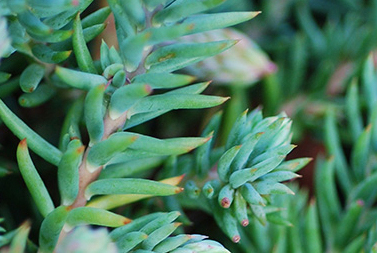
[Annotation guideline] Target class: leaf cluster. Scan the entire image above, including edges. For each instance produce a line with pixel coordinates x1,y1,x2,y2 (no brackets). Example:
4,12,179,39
0,0,282,252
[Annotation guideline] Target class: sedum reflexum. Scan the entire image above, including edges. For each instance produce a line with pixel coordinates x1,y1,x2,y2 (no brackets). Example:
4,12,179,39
158,108,309,243
228,55,377,252
0,0,306,252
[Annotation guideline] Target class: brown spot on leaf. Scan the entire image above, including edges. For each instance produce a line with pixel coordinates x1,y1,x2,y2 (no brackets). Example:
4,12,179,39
158,53,175,62
187,23,195,30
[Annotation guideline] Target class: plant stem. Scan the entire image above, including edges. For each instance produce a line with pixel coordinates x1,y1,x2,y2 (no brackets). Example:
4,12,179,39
56,5,158,247
70,111,129,208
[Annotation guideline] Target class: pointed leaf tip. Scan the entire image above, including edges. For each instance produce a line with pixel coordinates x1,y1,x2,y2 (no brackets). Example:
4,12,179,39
123,217,132,225
144,84,153,94
177,174,186,183
232,235,241,243
218,40,239,51
241,219,249,227
356,199,364,206
204,134,213,143
242,109,249,115
160,174,186,185
253,11,262,17
76,146,85,154
19,138,27,148
221,198,231,208
175,187,184,194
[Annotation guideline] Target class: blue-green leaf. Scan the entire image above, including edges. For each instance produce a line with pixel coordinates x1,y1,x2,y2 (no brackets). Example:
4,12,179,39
17,139,55,217
152,0,226,24
18,84,56,107
132,73,195,89
64,207,131,231
73,12,97,74
39,206,70,253
109,83,152,119
85,84,106,146
55,66,107,90
181,12,260,35
145,40,238,73
85,178,183,200
127,94,229,118
86,132,139,172
58,139,84,206
20,63,45,93
31,44,72,64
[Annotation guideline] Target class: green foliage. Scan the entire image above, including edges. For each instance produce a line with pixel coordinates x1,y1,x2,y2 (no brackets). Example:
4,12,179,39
160,108,308,243
0,0,263,252
1,0,377,252
16,139,55,217
109,212,231,252
219,54,377,253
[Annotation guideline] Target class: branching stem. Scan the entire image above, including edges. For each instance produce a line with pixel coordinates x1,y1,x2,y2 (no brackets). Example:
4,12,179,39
56,5,158,248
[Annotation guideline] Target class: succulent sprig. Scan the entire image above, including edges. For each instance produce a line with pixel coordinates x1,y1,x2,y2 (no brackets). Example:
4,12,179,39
164,108,310,243
0,0,270,252
222,53,377,253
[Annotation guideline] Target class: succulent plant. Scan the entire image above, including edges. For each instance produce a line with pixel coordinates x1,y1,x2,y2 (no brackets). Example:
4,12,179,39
160,108,309,244
0,0,291,252
2,0,377,252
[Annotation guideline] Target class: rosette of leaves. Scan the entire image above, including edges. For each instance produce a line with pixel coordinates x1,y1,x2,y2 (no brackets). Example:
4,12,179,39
232,182,377,253
0,0,267,252
159,108,311,243
237,56,377,252
238,104,377,252
232,184,317,252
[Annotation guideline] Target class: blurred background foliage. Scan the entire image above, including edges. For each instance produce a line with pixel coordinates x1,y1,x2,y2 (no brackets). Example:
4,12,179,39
2,0,377,252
